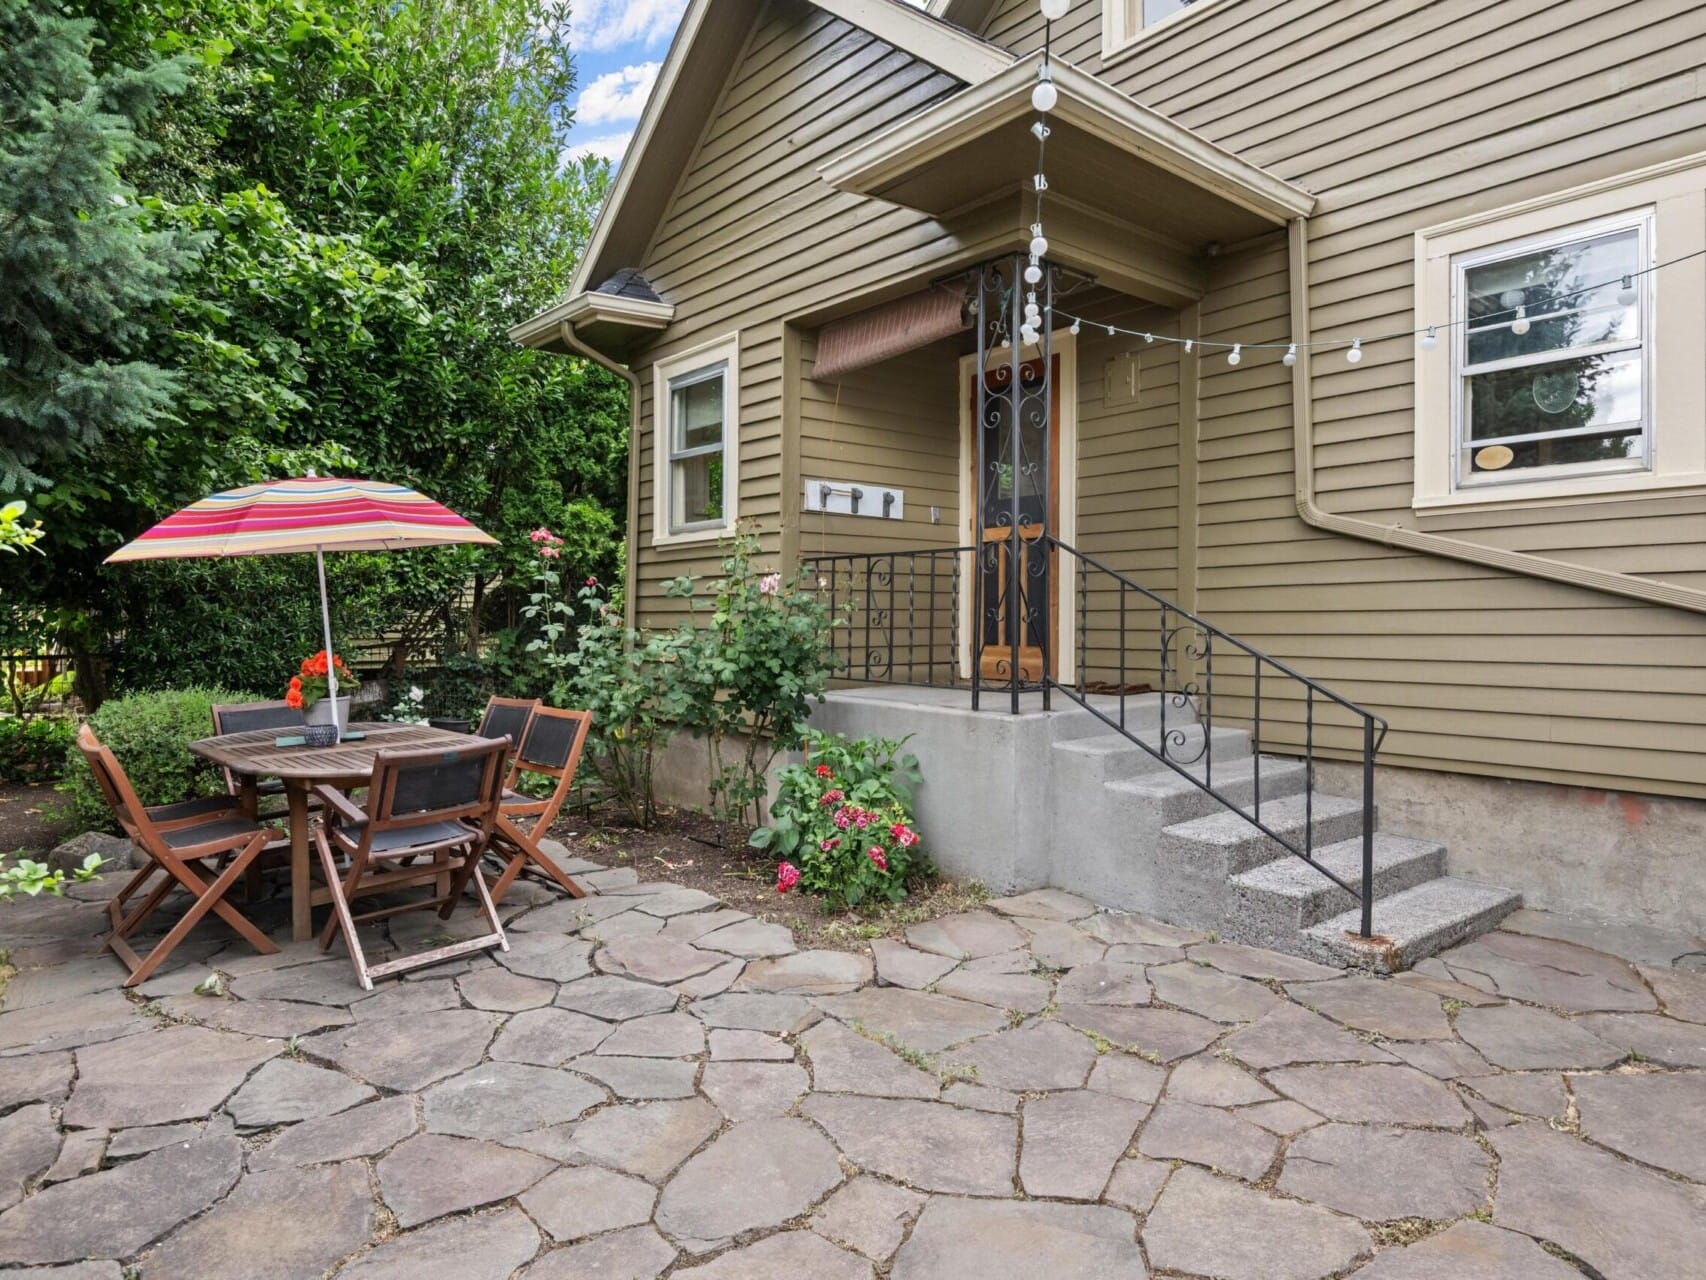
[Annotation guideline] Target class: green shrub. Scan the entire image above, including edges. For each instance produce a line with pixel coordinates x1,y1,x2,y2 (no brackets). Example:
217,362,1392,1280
751,730,931,909
0,716,75,782
60,687,259,831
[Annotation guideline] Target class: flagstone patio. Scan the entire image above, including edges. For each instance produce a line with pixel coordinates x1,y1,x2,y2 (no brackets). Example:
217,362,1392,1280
1,858,1703,1279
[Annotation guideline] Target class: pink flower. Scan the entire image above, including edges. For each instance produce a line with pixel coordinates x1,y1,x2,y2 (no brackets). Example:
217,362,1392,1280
867,846,888,871
833,807,854,830
540,545,560,559
814,764,833,779
776,862,801,894
818,789,844,807
586,576,598,586
819,838,840,852
529,528,549,543
890,822,919,849
853,809,871,829
759,572,782,595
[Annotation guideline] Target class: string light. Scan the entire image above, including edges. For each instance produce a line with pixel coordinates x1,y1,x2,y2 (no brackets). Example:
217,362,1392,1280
1183,339,1193,354
1420,328,1437,352
1069,319,1080,335
1346,339,1363,364
1040,0,1070,18
1227,344,1242,366
1024,259,1043,285
1030,227,1049,258
1617,275,1637,306
1510,305,1530,336
1031,64,1057,114
1283,343,1297,366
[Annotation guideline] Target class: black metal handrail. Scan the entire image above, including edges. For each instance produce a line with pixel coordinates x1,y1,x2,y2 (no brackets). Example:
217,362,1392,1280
1049,534,1387,937
804,535,1390,938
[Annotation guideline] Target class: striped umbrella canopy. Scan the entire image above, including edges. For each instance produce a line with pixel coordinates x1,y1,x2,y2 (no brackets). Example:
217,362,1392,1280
106,476,496,733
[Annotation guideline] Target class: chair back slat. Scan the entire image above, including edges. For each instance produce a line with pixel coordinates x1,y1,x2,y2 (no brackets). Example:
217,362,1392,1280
517,707,591,773
369,736,510,837
478,697,538,749
212,700,306,736
76,725,154,845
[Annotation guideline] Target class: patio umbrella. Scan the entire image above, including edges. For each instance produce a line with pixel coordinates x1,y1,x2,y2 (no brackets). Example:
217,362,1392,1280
105,475,497,734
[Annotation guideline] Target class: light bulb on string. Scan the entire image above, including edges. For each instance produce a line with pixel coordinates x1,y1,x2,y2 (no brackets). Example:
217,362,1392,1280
1024,259,1043,285
1346,339,1363,363
1069,319,1080,336
1510,306,1529,336
1617,275,1638,306
1282,343,1298,367
1040,0,1070,19
1420,328,1438,353
1184,339,1193,354
1030,233,1049,258
1106,325,1116,336
1227,344,1242,366
1143,333,1154,344
1031,65,1057,113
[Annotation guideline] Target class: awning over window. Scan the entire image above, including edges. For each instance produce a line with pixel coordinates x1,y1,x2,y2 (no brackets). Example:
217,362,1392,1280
811,286,969,382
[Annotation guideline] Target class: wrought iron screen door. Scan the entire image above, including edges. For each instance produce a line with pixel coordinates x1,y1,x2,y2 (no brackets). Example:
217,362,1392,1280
971,355,1059,683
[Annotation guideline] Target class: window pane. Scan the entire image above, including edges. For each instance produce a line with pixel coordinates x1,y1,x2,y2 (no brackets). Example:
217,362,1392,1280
1468,428,1642,475
1465,228,1639,365
1144,0,1201,22
672,374,724,453
1466,347,1642,444
672,453,724,527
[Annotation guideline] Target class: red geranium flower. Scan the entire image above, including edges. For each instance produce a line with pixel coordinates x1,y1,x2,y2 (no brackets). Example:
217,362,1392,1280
776,862,801,894
814,764,833,779
867,846,888,871
818,789,844,807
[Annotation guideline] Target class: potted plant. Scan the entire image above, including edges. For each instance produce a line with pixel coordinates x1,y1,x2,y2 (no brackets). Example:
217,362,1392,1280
286,650,359,745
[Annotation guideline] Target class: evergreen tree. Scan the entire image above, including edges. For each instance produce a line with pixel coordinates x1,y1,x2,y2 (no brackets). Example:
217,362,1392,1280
0,0,197,491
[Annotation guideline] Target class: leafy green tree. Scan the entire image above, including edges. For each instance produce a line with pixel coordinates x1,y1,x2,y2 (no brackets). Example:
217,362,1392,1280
0,0,197,492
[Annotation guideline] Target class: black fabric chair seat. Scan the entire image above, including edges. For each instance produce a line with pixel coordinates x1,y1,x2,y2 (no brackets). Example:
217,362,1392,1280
160,816,267,851
147,795,241,824
333,818,476,857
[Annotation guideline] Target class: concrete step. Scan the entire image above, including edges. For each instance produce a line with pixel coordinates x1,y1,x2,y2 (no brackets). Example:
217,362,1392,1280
1045,692,1184,742
1159,791,1369,877
1051,725,1250,784
1222,834,1448,951
1301,877,1524,973
1108,755,1309,828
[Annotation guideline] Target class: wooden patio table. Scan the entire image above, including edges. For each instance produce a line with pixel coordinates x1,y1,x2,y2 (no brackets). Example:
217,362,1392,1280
188,722,481,942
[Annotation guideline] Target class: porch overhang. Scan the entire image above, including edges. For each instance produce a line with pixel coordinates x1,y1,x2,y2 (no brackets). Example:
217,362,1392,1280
820,55,1315,252
507,290,674,359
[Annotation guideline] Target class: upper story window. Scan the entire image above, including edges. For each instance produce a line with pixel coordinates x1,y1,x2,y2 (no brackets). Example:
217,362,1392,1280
1413,153,1706,512
652,334,739,545
1104,0,1219,62
1454,217,1650,488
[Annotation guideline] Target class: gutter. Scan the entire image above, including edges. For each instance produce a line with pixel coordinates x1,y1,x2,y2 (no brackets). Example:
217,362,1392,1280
559,320,644,631
1286,217,1706,616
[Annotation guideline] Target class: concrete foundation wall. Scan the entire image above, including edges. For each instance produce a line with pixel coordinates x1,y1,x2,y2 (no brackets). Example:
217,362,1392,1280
1317,760,1706,938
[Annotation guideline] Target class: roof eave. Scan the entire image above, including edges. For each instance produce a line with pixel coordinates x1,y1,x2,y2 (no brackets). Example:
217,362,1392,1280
507,292,675,350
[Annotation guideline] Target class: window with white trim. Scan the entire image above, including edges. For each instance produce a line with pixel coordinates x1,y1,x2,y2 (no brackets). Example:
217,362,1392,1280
1412,153,1706,512
652,335,739,544
1104,0,1219,62
1453,215,1651,488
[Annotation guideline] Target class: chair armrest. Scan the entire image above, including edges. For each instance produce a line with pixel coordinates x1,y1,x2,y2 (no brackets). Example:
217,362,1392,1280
312,783,370,827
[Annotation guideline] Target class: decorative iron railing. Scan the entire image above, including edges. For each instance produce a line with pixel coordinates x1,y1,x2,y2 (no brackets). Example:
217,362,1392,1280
803,534,1390,938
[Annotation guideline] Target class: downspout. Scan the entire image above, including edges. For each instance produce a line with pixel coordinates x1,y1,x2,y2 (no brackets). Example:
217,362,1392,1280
560,320,644,631
1287,217,1706,615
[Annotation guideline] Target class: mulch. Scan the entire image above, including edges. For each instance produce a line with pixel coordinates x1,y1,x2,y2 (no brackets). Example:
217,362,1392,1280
546,806,990,953
0,780,76,857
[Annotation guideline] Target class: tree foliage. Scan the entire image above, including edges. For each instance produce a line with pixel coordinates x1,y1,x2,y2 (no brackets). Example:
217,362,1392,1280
3,0,627,701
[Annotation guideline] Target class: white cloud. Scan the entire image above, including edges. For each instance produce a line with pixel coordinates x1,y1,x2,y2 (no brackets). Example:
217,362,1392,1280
576,63,660,126
563,132,635,166
572,0,689,52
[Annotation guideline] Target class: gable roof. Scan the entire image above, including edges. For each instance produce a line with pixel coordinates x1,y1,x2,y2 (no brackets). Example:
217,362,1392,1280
563,0,1015,303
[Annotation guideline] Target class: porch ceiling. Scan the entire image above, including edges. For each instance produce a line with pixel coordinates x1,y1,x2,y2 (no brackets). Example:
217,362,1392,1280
820,56,1315,250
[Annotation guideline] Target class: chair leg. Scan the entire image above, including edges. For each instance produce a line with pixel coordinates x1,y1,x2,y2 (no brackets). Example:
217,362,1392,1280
314,829,374,991
464,853,510,955
491,815,587,902
117,835,276,988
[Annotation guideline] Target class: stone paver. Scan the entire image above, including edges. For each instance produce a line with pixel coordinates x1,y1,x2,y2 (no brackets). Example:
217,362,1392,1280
892,1197,1146,1279
802,1096,1016,1196
1571,1070,1706,1180
377,1133,552,1228
138,1159,373,1280
1143,1166,1369,1280
520,1166,656,1242
6,869,1704,1280
810,1177,925,1263
1278,1124,1490,1221
336,1208,541,1280
655,1118,843,1251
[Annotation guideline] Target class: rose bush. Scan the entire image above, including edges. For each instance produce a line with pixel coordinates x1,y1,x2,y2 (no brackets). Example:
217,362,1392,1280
751,730,930,908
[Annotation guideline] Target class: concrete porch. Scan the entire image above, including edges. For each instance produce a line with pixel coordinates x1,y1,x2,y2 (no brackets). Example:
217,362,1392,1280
810,685,1522,971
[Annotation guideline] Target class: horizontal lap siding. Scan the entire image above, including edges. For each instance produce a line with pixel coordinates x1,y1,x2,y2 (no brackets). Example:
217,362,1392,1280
967,0,1706,796
628,1,961,631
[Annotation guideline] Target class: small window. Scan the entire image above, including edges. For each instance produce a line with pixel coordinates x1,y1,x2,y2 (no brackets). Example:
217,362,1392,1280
667,366,727,531
1453,217,1650,488
652,334,739,545
1104,0,1218,61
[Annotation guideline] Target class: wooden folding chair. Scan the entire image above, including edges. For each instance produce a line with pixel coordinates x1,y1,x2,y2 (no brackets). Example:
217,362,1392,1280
477,695,539,747
313,736,510,989
486,705,594,904
75,726,278,987
211,700,306,807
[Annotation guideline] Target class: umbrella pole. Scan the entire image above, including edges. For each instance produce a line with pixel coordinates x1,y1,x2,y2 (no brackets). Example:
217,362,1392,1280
315,546,340,737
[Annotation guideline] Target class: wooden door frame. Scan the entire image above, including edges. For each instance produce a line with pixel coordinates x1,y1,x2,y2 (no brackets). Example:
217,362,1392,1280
956,329,1078,683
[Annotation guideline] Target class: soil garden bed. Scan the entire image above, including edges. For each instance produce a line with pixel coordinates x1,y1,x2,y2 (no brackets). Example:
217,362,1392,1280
0,780,76,857
546,806,989,952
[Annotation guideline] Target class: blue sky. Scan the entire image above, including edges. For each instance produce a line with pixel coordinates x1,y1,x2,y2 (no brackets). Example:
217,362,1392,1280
563,0,692,165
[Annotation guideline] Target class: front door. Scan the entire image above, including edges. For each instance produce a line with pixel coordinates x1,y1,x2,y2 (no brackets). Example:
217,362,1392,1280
971,356,1059,683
